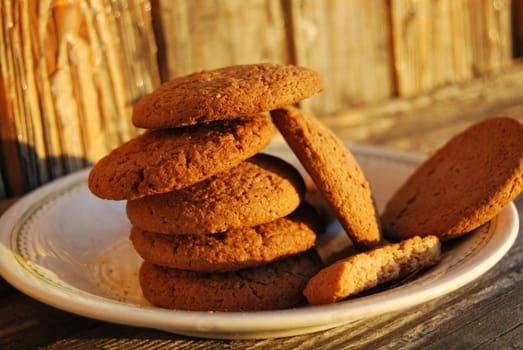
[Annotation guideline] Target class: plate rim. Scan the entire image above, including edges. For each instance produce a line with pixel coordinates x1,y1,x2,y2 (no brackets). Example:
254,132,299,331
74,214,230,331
0,144,519,338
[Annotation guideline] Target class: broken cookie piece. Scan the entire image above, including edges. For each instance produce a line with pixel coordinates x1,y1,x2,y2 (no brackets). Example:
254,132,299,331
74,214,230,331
303,235,441,305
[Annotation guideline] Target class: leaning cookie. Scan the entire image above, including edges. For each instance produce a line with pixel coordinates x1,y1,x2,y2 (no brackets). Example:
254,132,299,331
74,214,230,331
88,114,274,200
132,63,324,129
271,106,381,249
303,235,441,305
127,153,306,235
382,117,523,242
130,203,323,272
139,250,323,312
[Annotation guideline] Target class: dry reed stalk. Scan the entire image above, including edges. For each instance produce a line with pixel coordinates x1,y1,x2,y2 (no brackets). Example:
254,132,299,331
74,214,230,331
0,0,160,198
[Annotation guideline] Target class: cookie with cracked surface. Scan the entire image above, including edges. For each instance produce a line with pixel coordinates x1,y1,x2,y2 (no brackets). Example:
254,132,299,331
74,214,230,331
139,249,323,311
88,114,274,200
382,116,523,242
126,153,306,235
303,235,441,305
129,203,323,272
270,106,382,250
132,63,324,129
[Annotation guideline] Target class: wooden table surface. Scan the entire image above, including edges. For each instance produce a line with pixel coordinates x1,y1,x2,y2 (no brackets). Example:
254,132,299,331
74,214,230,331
1,104,522,348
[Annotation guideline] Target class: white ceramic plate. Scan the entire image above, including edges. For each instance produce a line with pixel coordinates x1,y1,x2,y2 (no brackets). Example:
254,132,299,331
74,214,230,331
0,144,518,339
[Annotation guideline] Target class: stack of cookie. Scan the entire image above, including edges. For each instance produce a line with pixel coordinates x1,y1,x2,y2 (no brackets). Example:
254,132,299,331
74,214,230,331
89,63,522,310
88,63,326,311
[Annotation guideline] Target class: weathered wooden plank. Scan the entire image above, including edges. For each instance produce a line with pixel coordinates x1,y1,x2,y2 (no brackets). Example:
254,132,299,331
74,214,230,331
468,0,513,73
0,277,14,297
390,0,513,96
391,0,463,94
152,0,289,80
419,286,523,349
322,61,523,154
514,0,523,57
288,0,394,115
0,293,101,350
42,324,229,350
